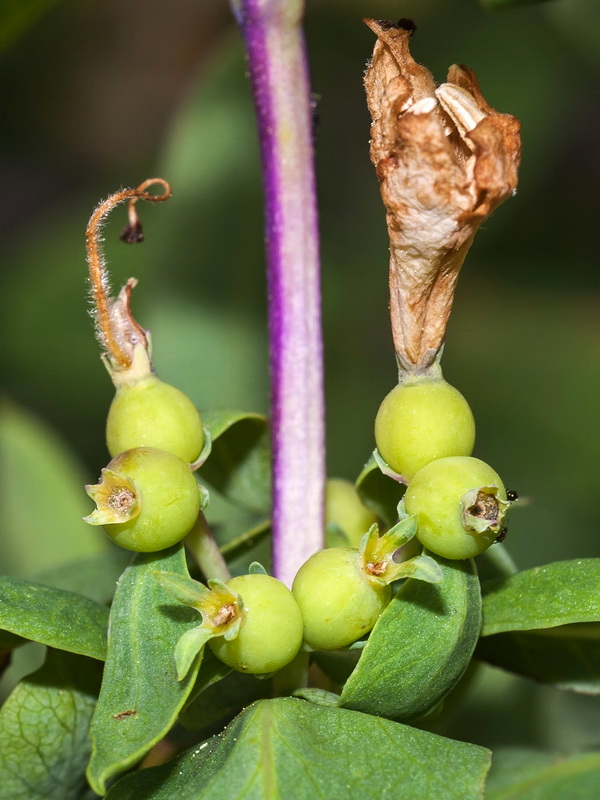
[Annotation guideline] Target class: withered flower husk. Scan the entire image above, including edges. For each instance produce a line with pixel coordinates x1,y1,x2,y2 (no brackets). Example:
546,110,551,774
364,19,521,373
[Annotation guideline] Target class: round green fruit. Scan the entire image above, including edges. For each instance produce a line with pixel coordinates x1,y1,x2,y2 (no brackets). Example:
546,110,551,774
292,547,391,651
374,379,475,481
106,375,204,463
404,456,508,560
209,574,304,674
85,447,200,552
325,478,378,547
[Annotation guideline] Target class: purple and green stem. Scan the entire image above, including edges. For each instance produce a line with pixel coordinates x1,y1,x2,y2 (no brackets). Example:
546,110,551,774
232,0,325,586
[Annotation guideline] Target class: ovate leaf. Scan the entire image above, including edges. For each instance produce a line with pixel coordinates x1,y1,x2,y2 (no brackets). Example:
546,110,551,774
0,576,108,661
86,546,202,796
0,649,99,800
340,555,481,720
481,559,600,636
106,697,491,800
200,410,270,514
32,549,129,604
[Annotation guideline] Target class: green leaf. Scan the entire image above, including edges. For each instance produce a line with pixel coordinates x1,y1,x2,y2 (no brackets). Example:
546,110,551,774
200,410,270,514
339,555,481,721
106,697,491,799
0,576,108,661
0,649,100,800
476,624,600,693
32,549,130,604
486,747,600,800
86,545,202,796
0,401,108,578
355,454,404,528
481,559,600,636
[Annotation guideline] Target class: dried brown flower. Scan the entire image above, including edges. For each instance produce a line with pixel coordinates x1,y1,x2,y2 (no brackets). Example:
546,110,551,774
364,19,521,373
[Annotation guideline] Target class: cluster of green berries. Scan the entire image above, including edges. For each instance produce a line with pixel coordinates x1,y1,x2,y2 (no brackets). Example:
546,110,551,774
84,374,205,552
374,372,514,560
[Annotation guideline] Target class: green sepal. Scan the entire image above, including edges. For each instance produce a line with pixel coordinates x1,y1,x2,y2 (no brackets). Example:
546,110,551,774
190,426,213,472
359,517,422,585
152,571,210,609
198,483,210,511
372,448,407,485
174,627,213,681
248,561,268,575
392,553,444,584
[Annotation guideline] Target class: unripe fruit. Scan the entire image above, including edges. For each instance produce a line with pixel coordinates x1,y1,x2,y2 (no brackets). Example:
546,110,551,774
209,574,304,674
292,547,391,651
374,379,475,481
325,478,378,547
106,375,204,463
404,456,508,560
84,447,200,552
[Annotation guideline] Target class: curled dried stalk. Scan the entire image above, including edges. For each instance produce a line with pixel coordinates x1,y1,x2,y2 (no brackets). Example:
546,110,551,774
364,19,521,374
86,178,171,373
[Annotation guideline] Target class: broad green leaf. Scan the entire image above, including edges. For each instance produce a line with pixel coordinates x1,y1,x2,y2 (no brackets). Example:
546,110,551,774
486,747,600,800
86,545,202,796
340,556,481,721
0,575,108,661
481,560,600,636
0,649,99,800
106,697,491,799
0,401,108,578
32,549,129,603
476,624,600,693
355,454,404,528
200,410,270,514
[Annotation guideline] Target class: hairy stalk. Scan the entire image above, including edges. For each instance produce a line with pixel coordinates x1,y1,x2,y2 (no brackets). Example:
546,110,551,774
232,0,325,586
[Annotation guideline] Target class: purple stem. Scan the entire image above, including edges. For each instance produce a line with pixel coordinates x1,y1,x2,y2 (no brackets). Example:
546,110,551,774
232,0,325,586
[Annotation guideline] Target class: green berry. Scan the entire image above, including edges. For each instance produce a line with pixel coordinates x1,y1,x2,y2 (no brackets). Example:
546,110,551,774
106,375,204,463
209,574,304,674
374,378,475,481
292,547,391,651
325,478,378,547
84,447,200,552
404,456,509,560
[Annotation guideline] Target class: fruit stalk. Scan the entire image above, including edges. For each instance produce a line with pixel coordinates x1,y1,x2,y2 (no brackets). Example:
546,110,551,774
232,0,325,585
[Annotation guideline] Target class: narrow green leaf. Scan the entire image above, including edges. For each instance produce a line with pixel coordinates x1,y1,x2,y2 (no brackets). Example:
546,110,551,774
106,697,491,800
340,555,481,721
200,410,270,514
477,623,600,693
86,545,202,795
355,454,404,527
486,747,600,800
0,649,100,800
0,576,108,661
482,559,600,636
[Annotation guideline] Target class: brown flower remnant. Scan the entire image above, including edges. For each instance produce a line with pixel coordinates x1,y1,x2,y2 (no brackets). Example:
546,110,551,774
364,19,521,373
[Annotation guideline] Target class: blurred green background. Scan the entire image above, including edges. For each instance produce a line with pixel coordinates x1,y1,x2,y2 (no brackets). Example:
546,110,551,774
0,0,599,751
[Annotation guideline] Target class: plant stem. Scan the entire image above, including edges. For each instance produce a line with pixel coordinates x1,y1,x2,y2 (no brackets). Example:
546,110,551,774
185,513,231,583
232,0,325,586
